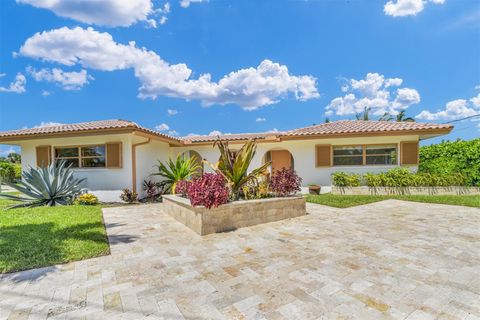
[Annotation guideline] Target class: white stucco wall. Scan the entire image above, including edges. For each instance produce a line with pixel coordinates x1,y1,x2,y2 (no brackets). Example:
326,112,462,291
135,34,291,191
134,138,171,197
12,132,420,200
173,134,419,187
18,134,134,193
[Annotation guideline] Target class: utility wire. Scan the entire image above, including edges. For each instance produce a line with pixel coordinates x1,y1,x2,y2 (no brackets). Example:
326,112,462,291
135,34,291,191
443,114,480,124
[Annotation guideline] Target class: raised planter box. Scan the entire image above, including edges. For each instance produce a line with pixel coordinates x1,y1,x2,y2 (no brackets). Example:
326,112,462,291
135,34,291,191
162,195,306,235
332,186,480,196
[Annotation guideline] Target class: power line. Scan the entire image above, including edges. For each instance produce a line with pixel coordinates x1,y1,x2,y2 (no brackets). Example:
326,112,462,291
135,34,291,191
443,114,480,124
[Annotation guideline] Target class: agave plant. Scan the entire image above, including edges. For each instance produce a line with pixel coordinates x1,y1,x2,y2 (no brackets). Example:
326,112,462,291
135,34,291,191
152,154,201,194
208,139,270,200
0,160,86,208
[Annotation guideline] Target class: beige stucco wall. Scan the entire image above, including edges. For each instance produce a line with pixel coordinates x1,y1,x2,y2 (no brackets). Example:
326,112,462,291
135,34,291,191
173,134,419,186
135,138,171,196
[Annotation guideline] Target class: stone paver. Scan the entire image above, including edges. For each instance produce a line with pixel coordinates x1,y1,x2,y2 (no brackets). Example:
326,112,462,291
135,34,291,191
1,199,479,319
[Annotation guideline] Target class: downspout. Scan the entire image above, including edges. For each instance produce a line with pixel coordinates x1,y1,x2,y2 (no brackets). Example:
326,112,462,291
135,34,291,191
131,136,151,193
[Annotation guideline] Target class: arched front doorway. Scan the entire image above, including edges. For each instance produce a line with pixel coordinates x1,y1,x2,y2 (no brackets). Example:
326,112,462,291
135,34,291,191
263,149,294,172
181,150,203,177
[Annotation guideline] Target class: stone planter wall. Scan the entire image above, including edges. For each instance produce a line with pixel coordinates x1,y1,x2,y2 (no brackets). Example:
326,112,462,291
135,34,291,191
332,186,480,196
162,195,306,235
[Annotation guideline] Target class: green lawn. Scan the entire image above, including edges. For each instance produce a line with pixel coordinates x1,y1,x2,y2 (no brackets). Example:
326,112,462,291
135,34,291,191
305,194,480,208
0,198,110,273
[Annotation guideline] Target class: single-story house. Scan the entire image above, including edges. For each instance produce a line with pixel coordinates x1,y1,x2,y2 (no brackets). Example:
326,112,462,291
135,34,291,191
0,119,453,201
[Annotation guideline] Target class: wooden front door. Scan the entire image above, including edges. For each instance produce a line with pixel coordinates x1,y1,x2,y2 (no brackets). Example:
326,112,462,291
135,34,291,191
271,150,292,171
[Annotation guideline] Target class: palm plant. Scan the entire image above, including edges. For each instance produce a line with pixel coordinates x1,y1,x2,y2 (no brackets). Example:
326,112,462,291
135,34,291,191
208,139,270,200
379,112,394,121
0,160,85,208
378,110,415,122
153,154,201,194
355,107,371,120
396,110,415,122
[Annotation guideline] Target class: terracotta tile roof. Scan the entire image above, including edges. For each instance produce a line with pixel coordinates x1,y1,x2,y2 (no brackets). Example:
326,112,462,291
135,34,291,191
183,132,279,143
182,120,452,143
0,119,452,144
282,120,453,137
0,119,182,142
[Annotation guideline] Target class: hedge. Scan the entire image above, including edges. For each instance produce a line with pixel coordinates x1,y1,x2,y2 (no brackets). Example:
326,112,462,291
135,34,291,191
419,139,480,186
332,168,467,188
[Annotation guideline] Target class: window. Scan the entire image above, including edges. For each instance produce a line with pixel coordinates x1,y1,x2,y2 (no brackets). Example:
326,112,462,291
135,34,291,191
55,145,106,168
366,145,397,165
333,146,363,166
332,144,398,166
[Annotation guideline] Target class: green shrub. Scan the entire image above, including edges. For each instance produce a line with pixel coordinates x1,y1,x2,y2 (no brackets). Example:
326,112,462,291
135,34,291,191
331,172,361,187
419,139,480,186
75,193,99,205
13,164,22,180
362,168,467,188
0,162,16,183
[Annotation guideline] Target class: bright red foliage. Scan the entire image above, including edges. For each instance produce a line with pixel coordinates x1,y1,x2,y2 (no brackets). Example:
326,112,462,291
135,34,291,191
269,168,302,197
175,180,190,197
187,173,229,209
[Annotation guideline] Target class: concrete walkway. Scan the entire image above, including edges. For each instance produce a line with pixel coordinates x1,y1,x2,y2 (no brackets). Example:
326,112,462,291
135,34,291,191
1,200,479,319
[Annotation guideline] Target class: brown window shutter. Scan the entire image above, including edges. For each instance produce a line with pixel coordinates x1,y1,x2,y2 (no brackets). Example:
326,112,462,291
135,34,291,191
106,142,122,168
36,146,51,168
401,141,419,165
316,145,332,167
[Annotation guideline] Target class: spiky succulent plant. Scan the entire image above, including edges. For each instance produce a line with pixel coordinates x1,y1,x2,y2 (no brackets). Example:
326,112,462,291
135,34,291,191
0,160,86,208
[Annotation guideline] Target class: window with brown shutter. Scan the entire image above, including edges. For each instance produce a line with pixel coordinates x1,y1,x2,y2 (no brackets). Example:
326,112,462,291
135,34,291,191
316,145,332,167
401,141,419,165
36,146,51,168
106,142,122,168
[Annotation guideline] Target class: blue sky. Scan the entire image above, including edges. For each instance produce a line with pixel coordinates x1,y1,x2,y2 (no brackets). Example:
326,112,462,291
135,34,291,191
0,0,479,156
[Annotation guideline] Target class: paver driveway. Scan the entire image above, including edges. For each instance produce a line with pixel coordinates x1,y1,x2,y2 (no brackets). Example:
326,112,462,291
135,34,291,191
1,200,479,319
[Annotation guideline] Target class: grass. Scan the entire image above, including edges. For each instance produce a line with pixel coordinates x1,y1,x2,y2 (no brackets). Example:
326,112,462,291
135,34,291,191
305,194,480,208
0,197,109,273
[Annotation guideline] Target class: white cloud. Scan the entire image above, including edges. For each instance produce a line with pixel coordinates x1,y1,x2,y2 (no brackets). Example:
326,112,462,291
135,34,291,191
326,73,420,116
17,0,154,27
34,121,64,128
256,117,266,122
416,95,480,121
155,123,169,131
267,128,279,133
0,146,19,157
167,130,178,136
167,108,179,115
180,0,208,8
384,0,445,17
19,27,319,110
0,73,26,94
27,67,92,90
41,90,51,96
208,130,222,136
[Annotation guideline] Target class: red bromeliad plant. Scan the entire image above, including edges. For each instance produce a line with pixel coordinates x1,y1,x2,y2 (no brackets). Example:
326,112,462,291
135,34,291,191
175,180,191,197
187,173,229,209
269,168,302,197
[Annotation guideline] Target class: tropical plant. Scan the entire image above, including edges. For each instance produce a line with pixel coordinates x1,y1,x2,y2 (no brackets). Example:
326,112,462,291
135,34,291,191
75,193,99,205
175,180,191,197
378,110,415,122
143,180,160,202
242,173,270,200
208,139,270,200
331,172,361,187
269,168,302,197
0,162,16,183
355,107,371,120
0,160,85,208
152,154,201,194
419,138,480,186
7,152,21,164
187,173,229,209
120,188,138,203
